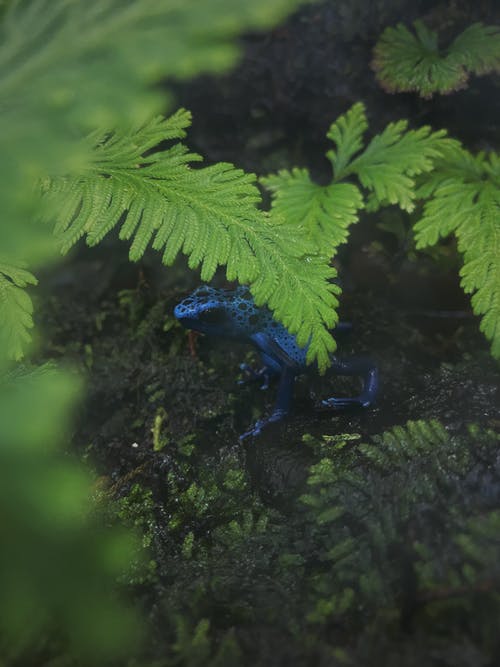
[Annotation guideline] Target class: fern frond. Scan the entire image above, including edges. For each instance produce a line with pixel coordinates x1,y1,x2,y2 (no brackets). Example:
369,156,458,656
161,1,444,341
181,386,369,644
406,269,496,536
414,151,500,358
373,21,500,98
301,419,470,619
346,121,450,212
0,262,37,362
264,104,450,253
248,221,339,368
262,168,363,251
414,143,481,199
43,110,338,371
0,0,304,226
449,23,500,75
261,104,450,363
326,102,368,181
363,419,449,469
261,104,373,256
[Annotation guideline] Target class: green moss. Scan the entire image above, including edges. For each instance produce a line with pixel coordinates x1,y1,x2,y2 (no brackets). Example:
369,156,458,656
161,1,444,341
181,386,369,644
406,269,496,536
115,484,158,585
38,263,500,666
119,419,500,665
152,407,170,451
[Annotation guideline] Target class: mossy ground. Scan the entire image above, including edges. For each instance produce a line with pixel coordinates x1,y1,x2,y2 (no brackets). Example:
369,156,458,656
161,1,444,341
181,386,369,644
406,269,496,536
38,232,500,666
38,1,500,664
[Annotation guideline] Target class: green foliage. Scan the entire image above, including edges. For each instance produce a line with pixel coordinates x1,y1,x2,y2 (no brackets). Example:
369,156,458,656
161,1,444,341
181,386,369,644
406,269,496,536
168,618,242,667
0,2,310,664
414,145,500,358
0,364,143,664
299,420,500,630
0,363,78,450
263,103,500,361
0,213,52,362
0,0,303,226
260,103,456,364
0,0,308,366
42,107,338,370
115,484,158,585
0,262,37,361
344,118,449,213
373,21,500,98
263,167,363,251
262,102,451,276
115,414,500,665
162,441,262,538
416,509,500,603
326,101,369,181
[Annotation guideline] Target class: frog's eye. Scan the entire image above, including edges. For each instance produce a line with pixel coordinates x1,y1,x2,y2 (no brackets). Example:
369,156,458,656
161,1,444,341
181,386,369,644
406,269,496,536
198,308,227,325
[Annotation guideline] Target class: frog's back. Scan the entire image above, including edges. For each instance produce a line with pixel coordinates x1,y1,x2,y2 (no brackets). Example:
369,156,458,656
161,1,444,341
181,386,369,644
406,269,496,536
252,310,308,369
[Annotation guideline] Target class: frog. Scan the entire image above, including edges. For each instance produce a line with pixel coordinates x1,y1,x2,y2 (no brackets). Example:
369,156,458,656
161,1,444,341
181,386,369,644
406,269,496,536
174,285,378,440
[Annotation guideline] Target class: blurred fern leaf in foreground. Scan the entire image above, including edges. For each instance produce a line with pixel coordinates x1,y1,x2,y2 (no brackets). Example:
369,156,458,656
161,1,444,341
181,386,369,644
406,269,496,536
0,2,306,664
0,0,302,225
0,0,303,363
0,364,144,664
0,262,37,361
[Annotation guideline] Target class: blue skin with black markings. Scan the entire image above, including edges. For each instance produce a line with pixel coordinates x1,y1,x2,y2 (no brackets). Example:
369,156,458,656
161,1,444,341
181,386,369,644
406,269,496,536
174,285,378,439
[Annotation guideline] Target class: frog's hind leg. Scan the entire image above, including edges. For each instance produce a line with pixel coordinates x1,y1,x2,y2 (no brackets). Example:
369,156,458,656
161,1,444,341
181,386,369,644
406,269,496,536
320,356,378,410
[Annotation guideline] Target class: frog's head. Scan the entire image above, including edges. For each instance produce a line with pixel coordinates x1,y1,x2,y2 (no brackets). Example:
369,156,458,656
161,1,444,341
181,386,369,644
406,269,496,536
174,285,260,337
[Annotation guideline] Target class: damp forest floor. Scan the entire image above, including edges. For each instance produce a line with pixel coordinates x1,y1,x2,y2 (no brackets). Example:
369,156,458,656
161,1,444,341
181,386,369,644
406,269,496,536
38,1,500,664
38,236,500,667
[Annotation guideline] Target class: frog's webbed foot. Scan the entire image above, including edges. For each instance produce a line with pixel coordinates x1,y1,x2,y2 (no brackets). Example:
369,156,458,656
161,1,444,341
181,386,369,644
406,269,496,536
237,363,276,391
318,357,378,412
319,396,372,410
239,409,288,440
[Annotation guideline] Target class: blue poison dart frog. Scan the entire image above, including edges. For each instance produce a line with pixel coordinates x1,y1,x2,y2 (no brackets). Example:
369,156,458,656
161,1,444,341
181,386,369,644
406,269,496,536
174,285,378,440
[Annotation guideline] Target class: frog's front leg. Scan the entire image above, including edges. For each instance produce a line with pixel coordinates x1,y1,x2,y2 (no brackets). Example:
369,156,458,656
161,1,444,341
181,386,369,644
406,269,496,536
238,363,273,389
239,366,295,440
319,356,378,410
237,354,280,391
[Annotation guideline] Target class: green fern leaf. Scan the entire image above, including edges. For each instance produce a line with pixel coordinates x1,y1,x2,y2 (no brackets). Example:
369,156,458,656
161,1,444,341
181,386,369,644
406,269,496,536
346,121,449,212
365,419,449,469
449,23,500,75
261,104,373,258
373,21,500,99
0,0,304,228
248,224,339,368
414,143,481,199
0,262,37,362
414,151,500,358
326,102,368,181
262,168,363,251
261,104,450,365
43,109,338,370
263,103,450,255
